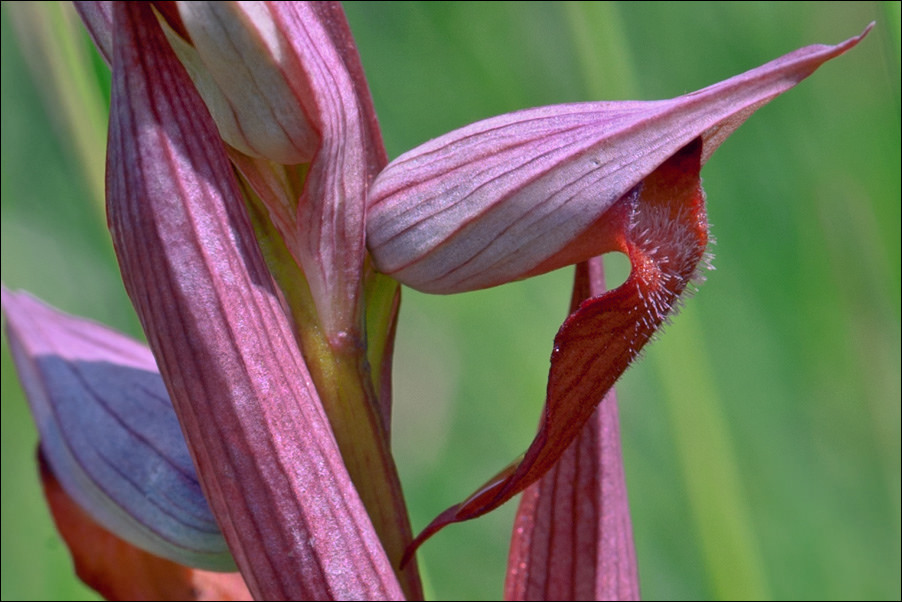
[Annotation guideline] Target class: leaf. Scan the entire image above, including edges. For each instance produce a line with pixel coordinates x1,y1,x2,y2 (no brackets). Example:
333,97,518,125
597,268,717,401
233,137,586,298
105,4,402,598
1,287,232,571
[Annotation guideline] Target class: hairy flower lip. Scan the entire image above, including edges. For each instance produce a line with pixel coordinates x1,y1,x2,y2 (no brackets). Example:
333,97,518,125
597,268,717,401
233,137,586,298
365,24,872,295
404,139,710,560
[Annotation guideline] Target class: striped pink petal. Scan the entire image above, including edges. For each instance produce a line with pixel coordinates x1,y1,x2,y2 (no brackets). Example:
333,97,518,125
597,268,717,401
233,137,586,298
377,28,870,566
505,259,638,602
105,4,401,599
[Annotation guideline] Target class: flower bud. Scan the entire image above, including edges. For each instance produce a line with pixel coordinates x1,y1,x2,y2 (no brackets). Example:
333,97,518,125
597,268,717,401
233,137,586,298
163,1,319,164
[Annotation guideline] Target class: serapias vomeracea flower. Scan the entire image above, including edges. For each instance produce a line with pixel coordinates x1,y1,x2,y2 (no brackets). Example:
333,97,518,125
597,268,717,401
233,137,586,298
2,2,871,600
367,24,872,557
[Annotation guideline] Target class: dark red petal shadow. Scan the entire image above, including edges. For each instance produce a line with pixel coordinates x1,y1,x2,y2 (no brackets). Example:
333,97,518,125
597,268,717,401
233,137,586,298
40,451,252,601
505,259,639,601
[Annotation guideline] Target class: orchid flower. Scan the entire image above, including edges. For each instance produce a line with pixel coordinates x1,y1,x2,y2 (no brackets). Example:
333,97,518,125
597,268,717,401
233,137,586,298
0,2,874,600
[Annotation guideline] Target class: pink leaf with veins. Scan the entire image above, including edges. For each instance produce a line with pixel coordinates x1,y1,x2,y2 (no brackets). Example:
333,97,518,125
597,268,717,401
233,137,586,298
105,4,401,598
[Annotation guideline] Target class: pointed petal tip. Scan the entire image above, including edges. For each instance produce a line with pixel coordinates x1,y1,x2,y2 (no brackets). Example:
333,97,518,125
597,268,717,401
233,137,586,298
0,283,13,311
830,21,873,55
73,1,114,65
858,21,875,42
1,284,31,315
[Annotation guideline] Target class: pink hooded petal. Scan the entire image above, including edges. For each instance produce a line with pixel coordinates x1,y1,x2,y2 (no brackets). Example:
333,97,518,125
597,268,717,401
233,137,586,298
106,3,401,599
367,25,871,294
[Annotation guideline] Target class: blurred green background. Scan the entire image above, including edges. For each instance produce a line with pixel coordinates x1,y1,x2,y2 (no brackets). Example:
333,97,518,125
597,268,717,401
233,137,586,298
2,2,898,600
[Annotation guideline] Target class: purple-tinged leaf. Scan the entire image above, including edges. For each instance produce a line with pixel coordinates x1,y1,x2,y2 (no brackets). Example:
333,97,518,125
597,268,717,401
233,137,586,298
505,260,639,602
1,287,231,571
106,3,402,599
156,3,418,593
73,1,113,65
367,25,871,295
